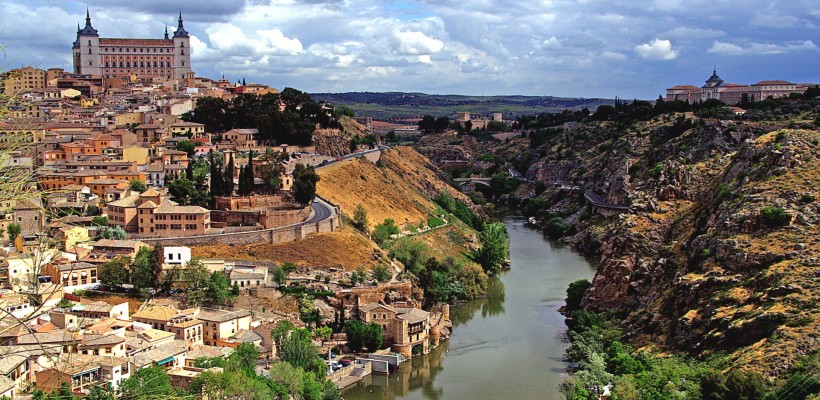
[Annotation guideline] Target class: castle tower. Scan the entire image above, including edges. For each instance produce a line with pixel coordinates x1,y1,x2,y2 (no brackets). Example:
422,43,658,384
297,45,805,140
75,9,101,76
172,12,193,81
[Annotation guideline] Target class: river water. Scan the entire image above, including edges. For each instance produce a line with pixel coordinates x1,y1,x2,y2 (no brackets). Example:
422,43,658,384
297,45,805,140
343,216,598,400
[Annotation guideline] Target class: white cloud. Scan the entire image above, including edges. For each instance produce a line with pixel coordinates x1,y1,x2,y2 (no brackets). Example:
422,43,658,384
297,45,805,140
392,30,444,55
707,40,817,55
662,26,725,40
634,39,678,60
601,51,627,61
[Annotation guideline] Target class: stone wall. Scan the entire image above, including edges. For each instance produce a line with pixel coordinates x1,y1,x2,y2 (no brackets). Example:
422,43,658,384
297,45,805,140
138,199,341,247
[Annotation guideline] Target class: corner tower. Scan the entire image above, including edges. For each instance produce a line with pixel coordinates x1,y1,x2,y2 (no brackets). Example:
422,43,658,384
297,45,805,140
74,9,101,75
172,12,193,81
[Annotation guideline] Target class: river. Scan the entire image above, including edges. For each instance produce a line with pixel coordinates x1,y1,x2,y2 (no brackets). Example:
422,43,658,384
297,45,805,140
343,216,598,400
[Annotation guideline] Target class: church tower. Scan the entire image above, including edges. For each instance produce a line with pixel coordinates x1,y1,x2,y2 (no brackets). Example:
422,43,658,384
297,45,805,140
74,9,101,76
172,12,193,81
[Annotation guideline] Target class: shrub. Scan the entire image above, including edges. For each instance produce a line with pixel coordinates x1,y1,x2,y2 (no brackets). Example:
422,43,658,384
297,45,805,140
565,279,591,311
648,163,663,179
760,206,790,227
801,193,815,204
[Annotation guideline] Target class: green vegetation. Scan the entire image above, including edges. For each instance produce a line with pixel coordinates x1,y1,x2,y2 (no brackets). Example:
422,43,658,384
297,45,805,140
119,365,175,399
175,139,196,157
372,218,400,246
472,222,509,275
433,191,479,229
293,164,320,205
760,206,791,227
6,223,20,241
185,88,339,146
344,320,384,352
565,279,591,311
128,178,147,193
98,256,130,288
352,203,368,232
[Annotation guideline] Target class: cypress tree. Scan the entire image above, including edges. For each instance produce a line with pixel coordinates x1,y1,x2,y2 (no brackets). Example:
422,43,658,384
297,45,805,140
224,153,235,196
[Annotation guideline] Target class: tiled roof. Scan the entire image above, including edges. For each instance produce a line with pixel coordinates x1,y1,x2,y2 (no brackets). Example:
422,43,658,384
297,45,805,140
753,80,794,86
80,333,125,347
196,309,251,323
91,239,146,248
133,305,180,322
107,193,140,207
396,307,430,324
186,344,232,360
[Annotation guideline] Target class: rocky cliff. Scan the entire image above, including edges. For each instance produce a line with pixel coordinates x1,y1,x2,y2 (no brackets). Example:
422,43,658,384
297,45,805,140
417,106,820,376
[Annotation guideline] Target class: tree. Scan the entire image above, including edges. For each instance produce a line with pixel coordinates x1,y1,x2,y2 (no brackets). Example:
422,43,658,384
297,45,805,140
119,366,173,400
352,204,368,232
179,259,210,306
168,178,205,206
84,205,101,216
224,153,235,196
238,151,254,195
129,246,162,292
91,216,108,227
280,327,323,374
101,225,126,240
83,385,115,400
206,271,234,306
271,320,295,359
388,240,431,275
176,140,196,157
372,218,400,246
566,279,591,311
228,343,259,373
371,265,391,282
314,326,332,345
99,256,130,288
129,178,147,193
473,222,509,274
344,320,383,352
6,223,21,242
292,163,320,205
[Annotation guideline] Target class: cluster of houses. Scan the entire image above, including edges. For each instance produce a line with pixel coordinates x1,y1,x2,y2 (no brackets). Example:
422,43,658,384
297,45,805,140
0,237,451,397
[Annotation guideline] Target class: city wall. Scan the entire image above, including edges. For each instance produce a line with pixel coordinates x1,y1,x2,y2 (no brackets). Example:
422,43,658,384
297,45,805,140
139,198,341,247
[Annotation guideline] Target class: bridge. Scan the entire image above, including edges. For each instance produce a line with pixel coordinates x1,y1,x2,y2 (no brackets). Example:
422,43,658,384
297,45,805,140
584,191,629,215
453,177,492,191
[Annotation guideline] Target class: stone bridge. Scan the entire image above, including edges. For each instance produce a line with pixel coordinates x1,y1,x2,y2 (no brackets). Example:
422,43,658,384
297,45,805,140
584,191,629,216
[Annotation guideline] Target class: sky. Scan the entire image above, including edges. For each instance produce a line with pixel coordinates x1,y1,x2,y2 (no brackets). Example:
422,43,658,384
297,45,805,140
0,0,818,99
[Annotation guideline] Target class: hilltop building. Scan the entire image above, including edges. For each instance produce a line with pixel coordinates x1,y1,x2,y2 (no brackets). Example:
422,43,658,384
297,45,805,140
72,10,193,81
666,68,805,105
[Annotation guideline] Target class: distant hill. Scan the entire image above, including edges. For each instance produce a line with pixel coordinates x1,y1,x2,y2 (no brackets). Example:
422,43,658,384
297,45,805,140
310,92,615,121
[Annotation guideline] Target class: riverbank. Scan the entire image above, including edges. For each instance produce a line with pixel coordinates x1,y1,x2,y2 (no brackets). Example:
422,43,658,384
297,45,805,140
343,216,597,399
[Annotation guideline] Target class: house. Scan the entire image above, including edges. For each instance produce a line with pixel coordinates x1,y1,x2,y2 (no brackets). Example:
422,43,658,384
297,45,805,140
35,354,131,394
79,332,127,357
167,313,204,345
107,189,211,236
358,302,432,357
42,261,98,290
183,344,232,367
197,309,252,346
164,246,191,266
51,225,90,250
132,305,186,332
229,267,267,289
131,340,188,370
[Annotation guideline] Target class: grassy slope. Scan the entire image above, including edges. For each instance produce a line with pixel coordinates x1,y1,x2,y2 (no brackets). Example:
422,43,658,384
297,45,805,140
316,146,470,231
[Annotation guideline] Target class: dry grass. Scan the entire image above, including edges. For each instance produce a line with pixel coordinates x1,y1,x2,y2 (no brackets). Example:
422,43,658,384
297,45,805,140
317,146,469,231
191,227,384,271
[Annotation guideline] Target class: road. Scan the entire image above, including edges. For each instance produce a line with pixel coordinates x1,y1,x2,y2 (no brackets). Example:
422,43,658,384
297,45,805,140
307,197,334,223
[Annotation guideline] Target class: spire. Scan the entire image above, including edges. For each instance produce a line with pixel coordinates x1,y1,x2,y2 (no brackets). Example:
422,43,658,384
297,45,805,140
164,26,169,40
173,11,189,38
79,7,98,36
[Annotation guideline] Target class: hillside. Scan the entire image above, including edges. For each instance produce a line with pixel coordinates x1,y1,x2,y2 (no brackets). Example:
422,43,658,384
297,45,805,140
316,146,471,231
311,92,614,120
416,97,820,379
191,228,385,271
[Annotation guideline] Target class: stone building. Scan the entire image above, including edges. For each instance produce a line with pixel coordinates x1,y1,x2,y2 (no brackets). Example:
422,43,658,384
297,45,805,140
72,10,193,81
666,68,806,105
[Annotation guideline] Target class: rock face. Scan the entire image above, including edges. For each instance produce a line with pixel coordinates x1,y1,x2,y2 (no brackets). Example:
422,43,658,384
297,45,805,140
313,128,353,157
489,114,820,375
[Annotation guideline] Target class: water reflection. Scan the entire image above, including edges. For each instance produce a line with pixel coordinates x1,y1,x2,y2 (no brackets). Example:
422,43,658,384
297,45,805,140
343,217,597,400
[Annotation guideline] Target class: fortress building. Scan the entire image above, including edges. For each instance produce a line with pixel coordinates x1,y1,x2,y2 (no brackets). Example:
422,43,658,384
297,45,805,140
72,10,193,81
666,68,803,105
